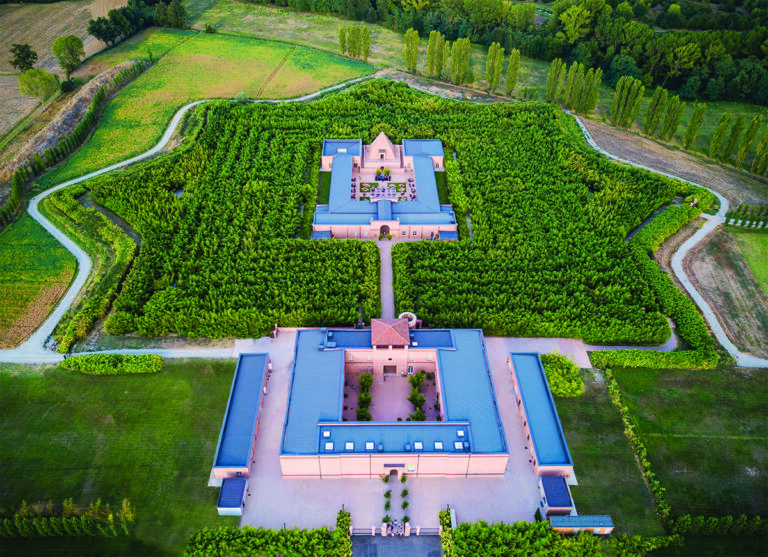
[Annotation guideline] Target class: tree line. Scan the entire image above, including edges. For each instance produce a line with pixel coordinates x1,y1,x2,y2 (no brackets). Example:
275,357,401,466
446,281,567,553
338,24,370,61
0,498,135,538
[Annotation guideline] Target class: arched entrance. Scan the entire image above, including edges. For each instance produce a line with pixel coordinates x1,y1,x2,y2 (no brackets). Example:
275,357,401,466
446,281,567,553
389,469,399,479
379,225,390,235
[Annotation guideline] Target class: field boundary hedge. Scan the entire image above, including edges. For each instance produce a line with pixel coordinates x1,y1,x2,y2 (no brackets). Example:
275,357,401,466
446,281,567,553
540,353,584,397
61,353,164,375
0,60,150,231
0,498,135,537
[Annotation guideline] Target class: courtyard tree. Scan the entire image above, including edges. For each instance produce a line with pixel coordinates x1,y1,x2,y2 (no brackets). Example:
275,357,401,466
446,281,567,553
9,43,37,72
404,28,419,72
485,42,504,94
683,103,706,149
505,48,520,97
52,35,85,81
17,68,58,110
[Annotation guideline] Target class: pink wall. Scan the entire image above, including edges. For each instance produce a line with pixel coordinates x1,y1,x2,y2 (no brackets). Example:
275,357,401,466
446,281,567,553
312,222,458,241
552,525,614,535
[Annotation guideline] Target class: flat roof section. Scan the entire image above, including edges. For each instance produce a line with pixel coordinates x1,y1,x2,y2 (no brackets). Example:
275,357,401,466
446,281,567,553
318,422,473,454
509,353,573,467
403,139,444,157
438,330,507,453
322,139,362,157
218,477,247,509
281,329,344,454
549,515,613,528
213,354,269,468
541,476,571,508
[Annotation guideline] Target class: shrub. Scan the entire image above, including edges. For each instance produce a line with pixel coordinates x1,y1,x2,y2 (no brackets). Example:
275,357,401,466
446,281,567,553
401,489,408,497
384,490,391,498
401,501,409,510
59,79,77,93
401,475,407,483
384,500,391,511
402,515,410,523
539,353,584,397
357,391,372,409
61,354,163,375
356,408,372,421
382,515,392,523
382,475,389,483
359,372,374,391
234,91,248,103
204,23,216,33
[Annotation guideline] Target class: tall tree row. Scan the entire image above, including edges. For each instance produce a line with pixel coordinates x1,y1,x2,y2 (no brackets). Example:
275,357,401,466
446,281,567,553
683,104,707,149
658,96,686,142
450,38,471,85
545,58,566,103
340,25,370,60
426,30,447,79
736,116,763,166
709,114,732,159
642,87,668,137
610,76,645,129
485,42,504,94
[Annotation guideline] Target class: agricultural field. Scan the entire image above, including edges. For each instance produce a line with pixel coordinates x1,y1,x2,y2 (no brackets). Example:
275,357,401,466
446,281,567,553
0,214,76,348
39,31,373,187
556,371,665,536
731,228,768,295
687,227,768,358
0,359,238,556
613,367,768,518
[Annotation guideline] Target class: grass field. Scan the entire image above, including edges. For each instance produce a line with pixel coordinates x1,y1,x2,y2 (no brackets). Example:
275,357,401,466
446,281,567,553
0,359,238,556
730,228,768,295
614,367,768,517
555,371,665,536
39,30,372,187
0,214,76,348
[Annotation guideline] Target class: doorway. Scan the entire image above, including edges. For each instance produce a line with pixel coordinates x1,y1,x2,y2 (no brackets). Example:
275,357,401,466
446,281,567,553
379,224,390,235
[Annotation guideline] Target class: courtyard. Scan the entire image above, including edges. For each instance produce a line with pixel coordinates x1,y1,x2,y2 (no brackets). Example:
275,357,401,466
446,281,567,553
342,370,440,422
240,329,542,530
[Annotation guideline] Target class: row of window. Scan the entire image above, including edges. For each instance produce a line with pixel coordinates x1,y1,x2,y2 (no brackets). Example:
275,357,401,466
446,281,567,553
347,354,433,361
349,230,421,237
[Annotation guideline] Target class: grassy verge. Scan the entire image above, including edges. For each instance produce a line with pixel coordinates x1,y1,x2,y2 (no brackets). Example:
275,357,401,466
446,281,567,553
555,370,665,535
39,31,372,188
318,170,331,204
613,367,768,517
0,214,76,347
435,170,449,204
730,228,768,295
0,358,239,556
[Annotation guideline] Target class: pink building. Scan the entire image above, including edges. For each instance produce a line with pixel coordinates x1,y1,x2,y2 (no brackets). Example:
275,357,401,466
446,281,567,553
279,320,508,478
312,134,458,241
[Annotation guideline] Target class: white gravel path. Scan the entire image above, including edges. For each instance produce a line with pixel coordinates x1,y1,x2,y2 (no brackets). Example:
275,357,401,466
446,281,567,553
2,80,763,368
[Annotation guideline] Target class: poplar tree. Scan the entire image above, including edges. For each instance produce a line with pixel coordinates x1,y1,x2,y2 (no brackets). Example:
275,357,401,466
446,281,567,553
485,42,504,93
721,114,746,162
642,87,667,136
751,125,768,174
563,62,577,108
440,40,451,80
361,26,370,61
450,38,471,85
709,113,732,159
683,103,706,149
659,95,685,142
611,76,644,128
578,68,602,114
545,58,566,103
736,115,763,166
427,30,444,77
404,28,419,72
338,27,346,54
505,48,520,96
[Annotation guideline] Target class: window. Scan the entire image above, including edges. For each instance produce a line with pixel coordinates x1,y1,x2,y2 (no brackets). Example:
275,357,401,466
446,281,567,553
434,441,443,450
325,442,334,451
413,231,417,236
365,442,374,451
457,429,465,437
402,231,407,236
414,441,423,450
323,430,331,438
427,355,432,361
353,230,358,237
366,355,372,361
409,355,415,361
363,230,368,236
345,442,354,451
348,354,354,361
454,441,463,451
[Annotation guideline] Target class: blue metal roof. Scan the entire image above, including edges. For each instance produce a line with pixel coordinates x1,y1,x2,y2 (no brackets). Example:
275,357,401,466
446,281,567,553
509,353,573,467
318,422,473,454
311,230,332,240
542,476,571,508
213,354,268,468
217,477,246,509
403,139,444,157
439,330,507,453
377,200,393,221
281,328,507,455
549,515,613,528
405,157,440,212
439,230,459,240
322,139,361,156
281,330,344,454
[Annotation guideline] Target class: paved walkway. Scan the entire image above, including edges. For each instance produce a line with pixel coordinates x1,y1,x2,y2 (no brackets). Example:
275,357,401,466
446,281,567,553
351,535,441,557
377,240,395,318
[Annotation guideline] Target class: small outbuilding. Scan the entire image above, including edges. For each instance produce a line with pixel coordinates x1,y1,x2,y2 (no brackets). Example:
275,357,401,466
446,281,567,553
217,477,247,516
538,476,573,516
549,515,614,535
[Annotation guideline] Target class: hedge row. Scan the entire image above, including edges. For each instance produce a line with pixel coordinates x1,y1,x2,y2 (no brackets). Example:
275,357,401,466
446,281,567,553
591,193,718,369
0,498,134,537
61,353,163,375
41,185,137,352
0,60,149,229
540,353,584,397
672,514,766,537
184,510,352,557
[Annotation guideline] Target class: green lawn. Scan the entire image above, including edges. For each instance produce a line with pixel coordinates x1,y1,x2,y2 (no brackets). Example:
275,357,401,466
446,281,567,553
0,214,76,348
730,228,768,295
555,371,665,536
435,171,449,204
318,170,331,204
0,359,239,556
613,367,768,517
39,30,372,187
